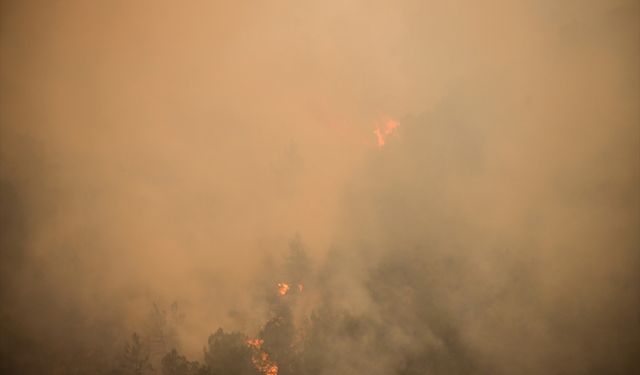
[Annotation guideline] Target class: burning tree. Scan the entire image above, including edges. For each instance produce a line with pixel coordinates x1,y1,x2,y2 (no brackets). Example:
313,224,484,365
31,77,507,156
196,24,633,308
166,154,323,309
203,329,260,375
258,310,298,375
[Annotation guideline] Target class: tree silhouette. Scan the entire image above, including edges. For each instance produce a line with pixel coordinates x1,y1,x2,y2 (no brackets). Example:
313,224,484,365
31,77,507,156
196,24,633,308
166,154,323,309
161,349,201,375
259,310,297,375
203,329,259,375
284,234,311,285
113,333,153,375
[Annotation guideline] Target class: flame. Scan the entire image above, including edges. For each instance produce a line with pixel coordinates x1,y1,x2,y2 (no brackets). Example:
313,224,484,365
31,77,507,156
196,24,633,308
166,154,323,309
374,119,399,147
247,339,278,375
277,283,290,296
256,353,278,375
246,338,264,349
374,128,385,147
247,281,305,375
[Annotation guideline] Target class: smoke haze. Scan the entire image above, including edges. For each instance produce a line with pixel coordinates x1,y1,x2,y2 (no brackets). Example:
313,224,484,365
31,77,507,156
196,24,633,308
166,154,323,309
1,0,639,374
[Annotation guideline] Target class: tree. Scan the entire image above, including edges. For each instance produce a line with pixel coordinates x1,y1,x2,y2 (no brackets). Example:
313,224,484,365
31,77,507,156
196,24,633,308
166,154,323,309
161,349,200,375
203,329,259,375
114,333,153,375
260,310,296,375
145,302,183,369
285,233,311,285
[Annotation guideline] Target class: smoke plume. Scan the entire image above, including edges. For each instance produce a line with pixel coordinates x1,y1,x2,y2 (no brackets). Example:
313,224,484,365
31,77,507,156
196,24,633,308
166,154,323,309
1,0,638,374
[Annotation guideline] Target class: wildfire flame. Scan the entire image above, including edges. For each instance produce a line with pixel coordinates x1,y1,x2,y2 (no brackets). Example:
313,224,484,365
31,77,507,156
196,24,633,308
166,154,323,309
374,128,385,147
246,338,263,348
277,283,290,296
256,353,278,375
374,119,399,147
246,338,278,375
245,281,306,375
277,282,303,296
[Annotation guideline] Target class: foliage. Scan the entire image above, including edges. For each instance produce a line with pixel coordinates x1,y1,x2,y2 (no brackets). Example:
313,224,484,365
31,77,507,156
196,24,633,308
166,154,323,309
203,329,259,375
161,349,201,375
113,333,153,375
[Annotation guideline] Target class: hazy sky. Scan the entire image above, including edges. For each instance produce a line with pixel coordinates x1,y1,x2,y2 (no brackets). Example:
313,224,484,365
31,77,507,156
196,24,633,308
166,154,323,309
1,1,638,373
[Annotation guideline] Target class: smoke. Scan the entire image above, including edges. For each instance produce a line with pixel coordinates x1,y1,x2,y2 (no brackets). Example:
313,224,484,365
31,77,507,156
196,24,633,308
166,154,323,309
1,0,638,374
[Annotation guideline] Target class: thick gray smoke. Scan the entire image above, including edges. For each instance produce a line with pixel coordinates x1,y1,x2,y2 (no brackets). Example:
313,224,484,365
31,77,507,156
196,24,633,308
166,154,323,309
1,0,638,374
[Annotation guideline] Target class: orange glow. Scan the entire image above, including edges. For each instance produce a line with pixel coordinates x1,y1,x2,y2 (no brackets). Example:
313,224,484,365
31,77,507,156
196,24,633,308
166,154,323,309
277,283,290,296
257,353,278,375
265,363,278,375
247,339,278,375
384,119,399,134
246,338,264,349
374,119,399,147
374,128,385,147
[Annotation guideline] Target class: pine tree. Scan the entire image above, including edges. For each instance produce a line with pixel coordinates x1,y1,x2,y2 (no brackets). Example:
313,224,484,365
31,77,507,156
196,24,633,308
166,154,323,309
161,349,200,375
114,333,153,375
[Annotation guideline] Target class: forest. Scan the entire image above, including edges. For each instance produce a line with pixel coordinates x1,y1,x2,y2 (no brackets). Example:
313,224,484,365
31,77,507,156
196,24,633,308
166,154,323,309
1,1,638,373
102,235,475,375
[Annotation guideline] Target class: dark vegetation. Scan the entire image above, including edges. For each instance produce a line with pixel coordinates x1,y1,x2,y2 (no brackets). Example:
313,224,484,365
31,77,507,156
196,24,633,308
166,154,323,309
107,238,474,375
11,235,476,375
